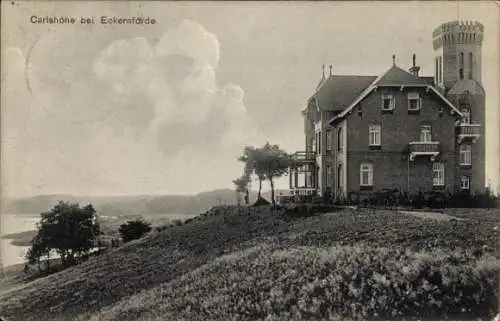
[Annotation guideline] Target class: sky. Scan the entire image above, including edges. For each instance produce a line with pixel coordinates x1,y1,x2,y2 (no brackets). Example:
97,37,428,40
1,1,499,197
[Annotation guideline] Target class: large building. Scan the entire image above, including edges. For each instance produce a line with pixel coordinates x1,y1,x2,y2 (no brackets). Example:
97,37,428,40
289,20,485,201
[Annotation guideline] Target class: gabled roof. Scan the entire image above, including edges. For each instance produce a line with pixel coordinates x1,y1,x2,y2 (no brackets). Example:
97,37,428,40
326,64,463,125
375,65,432,87
309,75,377,111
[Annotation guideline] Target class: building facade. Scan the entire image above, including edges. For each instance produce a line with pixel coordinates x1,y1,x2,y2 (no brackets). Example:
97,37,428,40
289,20,485,200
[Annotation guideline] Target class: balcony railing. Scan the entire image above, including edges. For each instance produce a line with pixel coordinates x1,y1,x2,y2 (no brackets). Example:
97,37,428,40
457,123,481,143
289,188,318,196
408,141,440,161
290,151,316,163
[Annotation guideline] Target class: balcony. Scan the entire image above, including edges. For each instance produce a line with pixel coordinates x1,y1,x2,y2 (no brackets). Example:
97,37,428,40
290,151,316,165
408,142,440,161
289,188,318,197
457,123,481,144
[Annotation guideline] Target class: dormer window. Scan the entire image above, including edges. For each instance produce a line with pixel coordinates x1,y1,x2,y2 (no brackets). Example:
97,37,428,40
381,93,395,111
408,92,421,111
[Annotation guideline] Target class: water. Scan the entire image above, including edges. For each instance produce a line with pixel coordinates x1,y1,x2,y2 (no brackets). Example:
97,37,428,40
1,214,40,268
1,212,197,268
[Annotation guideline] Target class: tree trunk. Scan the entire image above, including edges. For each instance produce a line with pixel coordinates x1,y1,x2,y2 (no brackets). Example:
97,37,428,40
244,188,249,205
46,251,50,272
258,179,262,199
269,178,275,207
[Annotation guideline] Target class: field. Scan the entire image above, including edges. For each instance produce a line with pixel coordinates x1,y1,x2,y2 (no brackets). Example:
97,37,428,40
0,206,498,321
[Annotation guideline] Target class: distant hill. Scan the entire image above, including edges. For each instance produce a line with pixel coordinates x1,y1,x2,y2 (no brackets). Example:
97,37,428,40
2,189,289,216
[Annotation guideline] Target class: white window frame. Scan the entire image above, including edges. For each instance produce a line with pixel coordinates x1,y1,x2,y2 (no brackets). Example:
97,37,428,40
408,92,421,111
432,162,445,186
369,125,381,146
461,176,470,190
420,125,432,143
360,163,373,187
381,93,395,111
459,144,472,165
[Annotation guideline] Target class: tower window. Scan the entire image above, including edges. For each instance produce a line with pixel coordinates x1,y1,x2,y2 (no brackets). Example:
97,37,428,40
438,57,442,83
435,57,438,84
468,53,473,79
459,52,464,80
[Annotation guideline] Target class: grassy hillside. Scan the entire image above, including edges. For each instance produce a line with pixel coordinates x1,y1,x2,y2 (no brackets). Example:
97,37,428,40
0,206,498,321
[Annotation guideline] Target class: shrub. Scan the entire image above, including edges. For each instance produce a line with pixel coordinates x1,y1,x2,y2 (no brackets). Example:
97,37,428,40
92,244,500,321
118,219,152,243
172,219,183,226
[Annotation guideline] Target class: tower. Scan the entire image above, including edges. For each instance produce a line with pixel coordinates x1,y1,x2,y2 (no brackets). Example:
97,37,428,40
432,20,484,91
433,20,486,191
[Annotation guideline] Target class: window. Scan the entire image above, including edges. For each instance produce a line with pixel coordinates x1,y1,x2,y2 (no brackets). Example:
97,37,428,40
313,135,317,153
432,162,445,186
407,92,421,111
360,163,373,186
462,109,471,124
318,132,322,154
337,127,343,151
326,166,332,188
468,53,473,79
381,93,395,111
369,125,381,146
438,56,442,83
326,130,332,152
337,164,343,189
420,125,432,142
459,52,464,79
435,57,438,84
459,144,472,165
461,176,470,190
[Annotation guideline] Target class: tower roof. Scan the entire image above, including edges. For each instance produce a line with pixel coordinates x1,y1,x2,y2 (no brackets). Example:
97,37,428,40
448,79,485,96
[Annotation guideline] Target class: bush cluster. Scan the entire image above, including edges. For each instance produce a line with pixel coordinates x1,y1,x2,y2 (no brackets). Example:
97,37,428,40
331,189,498,209
93,244,500,321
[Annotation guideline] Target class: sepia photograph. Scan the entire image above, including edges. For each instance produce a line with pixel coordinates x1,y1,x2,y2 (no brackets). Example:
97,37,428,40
1,1,499,320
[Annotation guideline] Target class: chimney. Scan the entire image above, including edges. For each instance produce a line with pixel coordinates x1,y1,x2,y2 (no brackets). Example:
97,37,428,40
409,53,421,77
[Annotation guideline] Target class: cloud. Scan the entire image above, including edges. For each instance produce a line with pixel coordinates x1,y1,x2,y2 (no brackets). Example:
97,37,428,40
3,20,259,196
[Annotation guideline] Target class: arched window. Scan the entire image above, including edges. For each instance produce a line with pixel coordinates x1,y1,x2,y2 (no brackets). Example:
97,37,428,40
337,127,343,151
468,52,473,79
459,52,464,79
435,57,438,83
438,56,442,83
